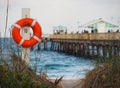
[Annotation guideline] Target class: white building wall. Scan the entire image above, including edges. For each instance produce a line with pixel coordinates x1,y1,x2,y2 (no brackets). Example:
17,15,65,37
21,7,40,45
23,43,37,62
98,23,106,33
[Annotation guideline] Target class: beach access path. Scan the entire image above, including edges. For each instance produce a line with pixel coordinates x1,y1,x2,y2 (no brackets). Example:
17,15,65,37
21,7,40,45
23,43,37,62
51,79,83,88
61,80,82,88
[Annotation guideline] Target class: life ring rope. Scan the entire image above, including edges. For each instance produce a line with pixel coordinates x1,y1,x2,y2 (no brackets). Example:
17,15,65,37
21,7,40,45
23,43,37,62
33,35,41,42
19,38,25,46
13,24,21,29
12,18,42,48
31,19,37,27
18,36,41,46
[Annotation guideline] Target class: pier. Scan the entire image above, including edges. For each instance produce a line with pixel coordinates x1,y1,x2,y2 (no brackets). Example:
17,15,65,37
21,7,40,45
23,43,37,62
50,32,120,58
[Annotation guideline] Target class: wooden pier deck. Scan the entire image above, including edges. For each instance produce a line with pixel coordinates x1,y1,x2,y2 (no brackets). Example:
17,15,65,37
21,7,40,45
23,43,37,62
50,33,120,58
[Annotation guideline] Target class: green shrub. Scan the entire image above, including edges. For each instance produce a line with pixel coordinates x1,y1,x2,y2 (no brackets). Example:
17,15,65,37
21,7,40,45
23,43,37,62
0,65,47,88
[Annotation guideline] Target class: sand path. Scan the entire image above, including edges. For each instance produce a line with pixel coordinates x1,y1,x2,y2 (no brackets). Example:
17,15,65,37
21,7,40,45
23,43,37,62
51,79,82,88
61,80,82,88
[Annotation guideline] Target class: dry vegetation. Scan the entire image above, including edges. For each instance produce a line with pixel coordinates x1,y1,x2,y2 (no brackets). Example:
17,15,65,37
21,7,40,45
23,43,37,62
0,53,62,88
79,55,120,88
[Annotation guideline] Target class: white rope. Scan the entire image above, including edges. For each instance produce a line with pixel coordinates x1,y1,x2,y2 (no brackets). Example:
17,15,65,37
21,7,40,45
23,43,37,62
33,35,41,42
31,19,37,27
18,39,24,46
13,24,21,29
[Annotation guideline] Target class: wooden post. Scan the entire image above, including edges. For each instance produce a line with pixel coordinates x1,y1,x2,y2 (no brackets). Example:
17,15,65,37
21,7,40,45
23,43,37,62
103,45,107,58
79,44,82,56
80,44,83,56
72,43,76,55
57,42,60,52
61,43,63,52
43,38,48,50
82,44,85,56
117,47,120,56
63,42,65,52
37,43,41,50
54,42,57,51
97,45,100,57
109,45,113,57
65,43,68,54
50,41,53,50
86,44,90,57
76,43,79,56
68,43,71,54
21,8,30,65
92,45,94,57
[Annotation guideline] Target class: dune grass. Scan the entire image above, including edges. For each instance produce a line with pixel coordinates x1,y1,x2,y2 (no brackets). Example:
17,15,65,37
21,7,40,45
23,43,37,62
81,55,120,88
0,50,62,88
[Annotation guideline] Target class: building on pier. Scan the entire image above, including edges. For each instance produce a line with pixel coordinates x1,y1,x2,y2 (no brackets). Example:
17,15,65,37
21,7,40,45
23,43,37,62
53,25,67,34
79,18,119,33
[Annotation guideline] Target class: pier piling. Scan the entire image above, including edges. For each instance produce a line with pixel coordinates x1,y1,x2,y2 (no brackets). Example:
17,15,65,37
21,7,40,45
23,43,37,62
50,33,120,58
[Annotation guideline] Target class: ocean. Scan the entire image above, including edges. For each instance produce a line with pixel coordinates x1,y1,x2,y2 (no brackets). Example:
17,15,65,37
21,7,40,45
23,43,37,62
0,38,95,80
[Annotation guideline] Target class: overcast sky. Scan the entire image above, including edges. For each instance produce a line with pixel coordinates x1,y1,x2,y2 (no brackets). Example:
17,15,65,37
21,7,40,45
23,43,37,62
0,0,120,37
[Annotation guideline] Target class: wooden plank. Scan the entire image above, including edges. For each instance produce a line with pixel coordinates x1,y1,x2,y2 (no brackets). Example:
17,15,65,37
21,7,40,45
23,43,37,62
50,33,120,40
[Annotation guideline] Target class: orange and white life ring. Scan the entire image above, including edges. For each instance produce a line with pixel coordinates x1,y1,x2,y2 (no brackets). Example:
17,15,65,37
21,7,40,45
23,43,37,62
12,18,42,48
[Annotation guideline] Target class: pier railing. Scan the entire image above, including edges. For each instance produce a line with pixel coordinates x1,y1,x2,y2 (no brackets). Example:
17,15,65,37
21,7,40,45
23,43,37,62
50,32,120,40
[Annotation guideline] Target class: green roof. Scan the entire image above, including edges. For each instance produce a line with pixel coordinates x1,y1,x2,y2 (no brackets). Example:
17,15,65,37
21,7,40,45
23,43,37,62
82,18,118,29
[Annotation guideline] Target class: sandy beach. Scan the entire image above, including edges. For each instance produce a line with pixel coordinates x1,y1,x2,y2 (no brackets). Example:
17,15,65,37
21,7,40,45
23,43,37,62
51,79,83,88
61,80,82,88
